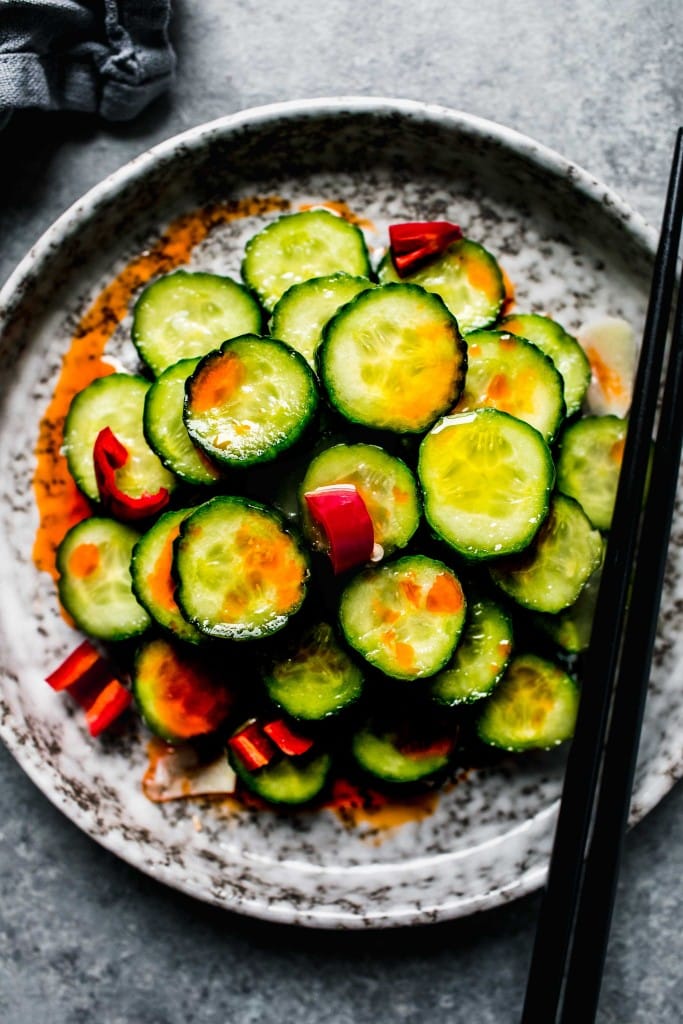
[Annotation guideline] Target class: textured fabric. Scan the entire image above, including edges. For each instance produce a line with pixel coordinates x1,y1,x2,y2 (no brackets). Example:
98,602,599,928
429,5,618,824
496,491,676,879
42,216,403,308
0,0,175,126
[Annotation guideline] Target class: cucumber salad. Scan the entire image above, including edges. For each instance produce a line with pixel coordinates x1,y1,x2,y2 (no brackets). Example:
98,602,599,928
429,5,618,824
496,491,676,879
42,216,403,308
46,206,630,808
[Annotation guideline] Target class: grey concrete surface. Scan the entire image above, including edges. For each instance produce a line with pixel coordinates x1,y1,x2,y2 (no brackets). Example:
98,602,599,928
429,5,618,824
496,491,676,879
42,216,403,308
1,2,682,1021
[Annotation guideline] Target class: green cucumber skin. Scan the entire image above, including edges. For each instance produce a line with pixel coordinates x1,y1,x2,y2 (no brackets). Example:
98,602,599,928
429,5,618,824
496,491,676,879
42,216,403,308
377,238,505,332
499,312,591,417
430,599,514,707
477,652,580,752
317,283,467,434
339,554,466,681
242,210,372,312
131,507,206,645
263,622,364,721
418,409,555,562
351,724,453,784
57,517,150,642
64,373,177,503
463,329,566,443
299,442,421,556
174,495,310,642
143,358,223,486
556,415,627,531
270,273,374,370
489,493,603,614
183,335,319,468
132,270,264,377
229,749,333,806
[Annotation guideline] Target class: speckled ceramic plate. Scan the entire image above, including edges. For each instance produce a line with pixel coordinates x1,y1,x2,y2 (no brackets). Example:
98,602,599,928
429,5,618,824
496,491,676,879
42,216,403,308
0,98,678,929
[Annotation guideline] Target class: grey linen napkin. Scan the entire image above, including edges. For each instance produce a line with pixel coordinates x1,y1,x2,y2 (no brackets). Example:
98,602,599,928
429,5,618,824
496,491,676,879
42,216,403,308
0,0,175,128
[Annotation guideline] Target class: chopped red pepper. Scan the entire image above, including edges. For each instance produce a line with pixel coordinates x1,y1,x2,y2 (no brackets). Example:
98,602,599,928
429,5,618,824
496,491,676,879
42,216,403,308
45,642,132,736
228,720,277,771
93,426,170,521
82,678,132,737
388,220,463,277
263,719,314,757
45,639,103,691
304,484,374,574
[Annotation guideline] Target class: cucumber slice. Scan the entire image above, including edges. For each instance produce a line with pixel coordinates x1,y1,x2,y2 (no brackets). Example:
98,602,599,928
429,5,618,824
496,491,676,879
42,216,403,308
263,622,364,721
57,517,150,641
299,443,420,556
270,273,373,369
457,329,565,442
499,312,591,417
339,554,466,680
490,493,603,613
133,636,235,742
64,374,177,503
418,409,554,560
556,415,627,530
535,565,601,654
430,598,513,706
242,209,372,312
229,748,332,806
132,270,263,376
318,283,466,433
131,507,204,644
175,496,309,640
377,237,505,332
184,335,318,467
143,358,222,485
477,653,579,751
351,721,455,783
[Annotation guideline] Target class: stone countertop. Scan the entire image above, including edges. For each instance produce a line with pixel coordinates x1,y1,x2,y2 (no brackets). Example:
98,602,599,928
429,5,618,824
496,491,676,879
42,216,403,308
1,2,682,1021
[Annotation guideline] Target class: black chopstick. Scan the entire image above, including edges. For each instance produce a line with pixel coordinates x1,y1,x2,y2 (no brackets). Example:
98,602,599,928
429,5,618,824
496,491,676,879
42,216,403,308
521,126,683,1024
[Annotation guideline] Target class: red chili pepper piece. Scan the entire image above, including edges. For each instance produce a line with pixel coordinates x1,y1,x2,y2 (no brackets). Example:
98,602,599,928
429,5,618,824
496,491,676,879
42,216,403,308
388,220,462,277
45,639,103,691
83,678,132,737
263,719,314,757
228,721,277,771
45,642,132,736
304,484,374,574
93,426,170,521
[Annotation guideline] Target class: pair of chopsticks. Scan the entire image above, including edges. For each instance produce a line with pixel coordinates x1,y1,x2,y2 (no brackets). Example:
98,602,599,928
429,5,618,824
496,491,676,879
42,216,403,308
521,126,683,1024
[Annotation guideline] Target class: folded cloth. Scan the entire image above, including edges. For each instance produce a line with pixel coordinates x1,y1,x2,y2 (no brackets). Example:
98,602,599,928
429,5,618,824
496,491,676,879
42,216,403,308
0,0,175,128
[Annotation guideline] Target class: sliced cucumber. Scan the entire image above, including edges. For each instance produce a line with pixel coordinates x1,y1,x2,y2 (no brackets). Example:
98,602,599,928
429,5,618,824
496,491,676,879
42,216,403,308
229,747,332,805
143,358,222,485
270,273,373,369
242,209,372,311
490,493,603,613
457,329,565,442
133,636,235,742
339,554,466,680
556,415,627,531
318,283,466,433
57,517,150,641
535,565,601,654
175,496,309,640
184,335,318,467
64,373,177,503
132,270,263,376
418,409,554,559
378,237,505,332
263,622,364,721
477,653,579,751
299,443,420,556
499,312,591,417
131,507,204,644
430,598,513,706
351,720,455,783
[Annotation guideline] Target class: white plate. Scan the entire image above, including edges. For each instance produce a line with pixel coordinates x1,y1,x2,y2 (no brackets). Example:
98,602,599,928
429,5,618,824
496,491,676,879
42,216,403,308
0,97,678,929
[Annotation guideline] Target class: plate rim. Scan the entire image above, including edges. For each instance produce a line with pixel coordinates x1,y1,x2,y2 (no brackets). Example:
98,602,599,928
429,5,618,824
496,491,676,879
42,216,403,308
0,96,670,929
